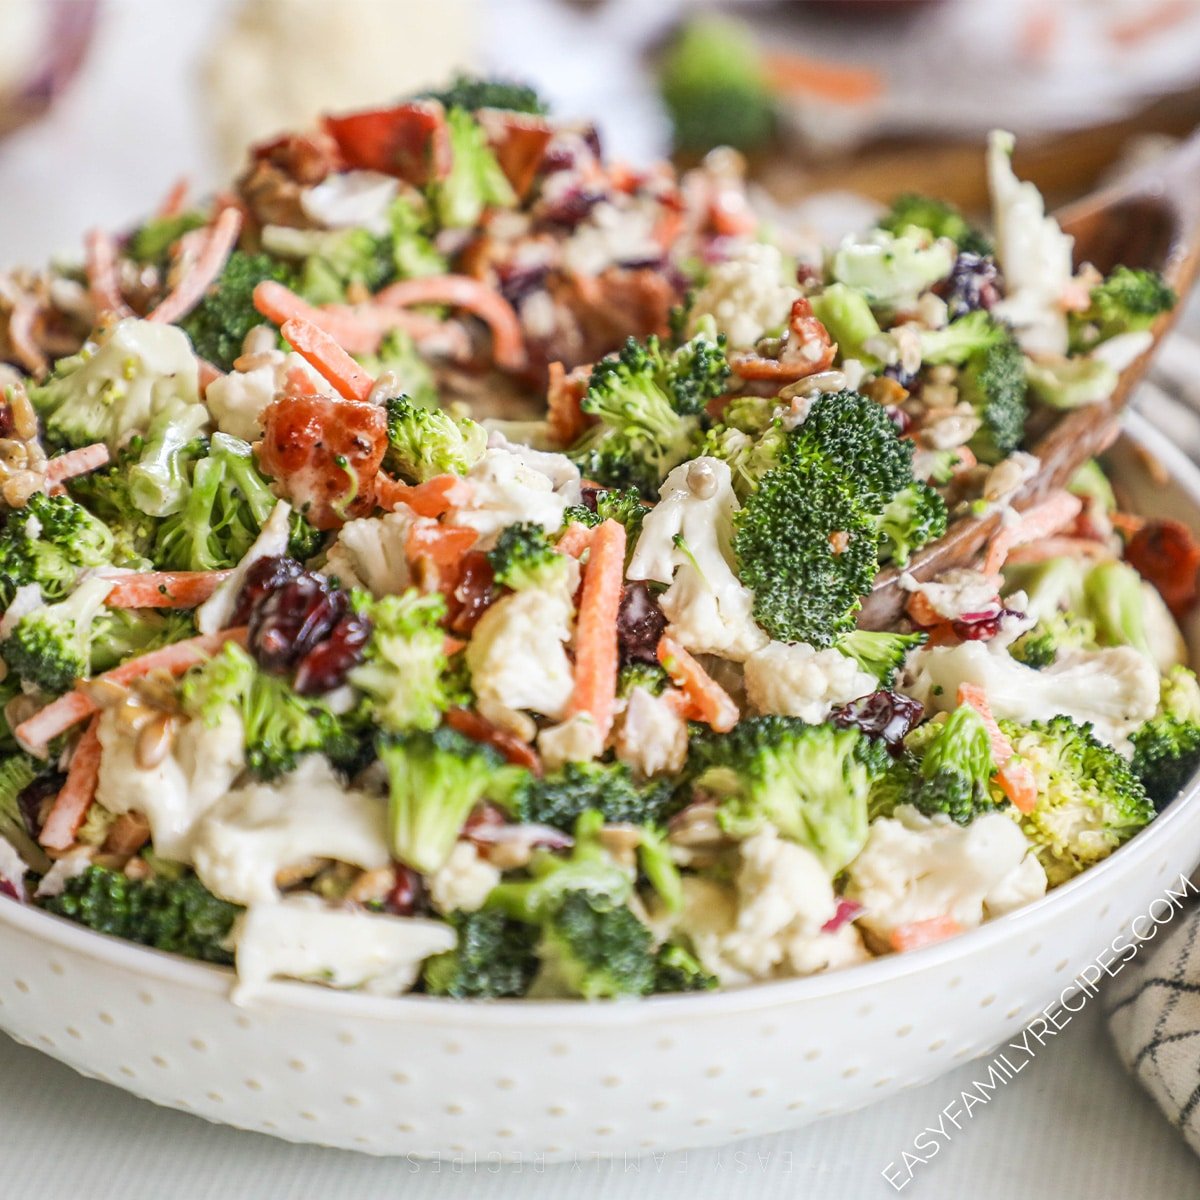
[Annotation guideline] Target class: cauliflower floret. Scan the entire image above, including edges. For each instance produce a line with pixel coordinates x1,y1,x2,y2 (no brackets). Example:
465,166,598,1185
615,686,688,779
987,130,1074,356
428,841,501,915
485,431,582,506
190,756,389,905
231,895,455,1004
205,350,324,442
844,805,1046,945
300,170,399,230
908,639,1159,751
448,447,573,547
95,707,245,862
196,500,292,635
537,712,604,771
688,243,800,350
900,567,1001,622
322,506,423,597
744,641,877,722
465,562,579,739
677,827,869,986
627,457,767,662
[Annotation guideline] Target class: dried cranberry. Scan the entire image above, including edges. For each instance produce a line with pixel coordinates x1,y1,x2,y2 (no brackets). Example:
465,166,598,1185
463,802,506,838
385,865,427,917
498,261,550,306
934,252,1003,320
293,609,371,695
248,572,348,674
884,405,912,435
1126,518,1200,618
18,772,62,839
617,583,667,666
539,187,603,229
883,362,917,390
577,485,602,514
616,253,666,272
0,401,12,439
832,690,924,750
950,607,1021,642
231,555,304,626
447,551,497,635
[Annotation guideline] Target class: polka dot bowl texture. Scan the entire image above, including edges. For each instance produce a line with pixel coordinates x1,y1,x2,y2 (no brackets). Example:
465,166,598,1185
1,412,1198,1160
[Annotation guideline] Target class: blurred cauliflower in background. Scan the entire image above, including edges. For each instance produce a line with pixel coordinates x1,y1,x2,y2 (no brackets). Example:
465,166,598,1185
202,0,479,172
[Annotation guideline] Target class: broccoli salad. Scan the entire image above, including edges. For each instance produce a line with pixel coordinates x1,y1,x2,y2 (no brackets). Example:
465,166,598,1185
0,77,1192,1002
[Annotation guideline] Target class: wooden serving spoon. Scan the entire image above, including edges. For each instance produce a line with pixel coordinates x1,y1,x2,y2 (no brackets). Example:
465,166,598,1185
857,130,1200,630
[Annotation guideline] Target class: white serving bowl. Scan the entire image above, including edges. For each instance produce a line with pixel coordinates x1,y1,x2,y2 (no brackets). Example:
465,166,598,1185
1,411,1198,1160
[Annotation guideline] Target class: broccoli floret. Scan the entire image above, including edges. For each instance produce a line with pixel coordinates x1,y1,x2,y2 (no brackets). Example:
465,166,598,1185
919,310,1008,366
876,481,947,567
1002,715,1154,885
89,609,195,675
383,394,486,482
538,889,657,999
732,447,879,646
486,522,570,592
290,227,396,306
1068,459,1116,514
430,107,517,230
39,864,242,964
0,753,49,872
181,642,351,779
1131,666,1200,810
1081,559,1155,659
179,251,296,371
387,195,448,280
348,589,452,733
421,909,540,998
791,390,914,510
956,332,1028,464
834,630,926,686
29,320,205,451
1,576,111,693
653,943,718,993
867,750,922,821
356,329,439,411
910,706,1003,825
808,284,885,371
568,333,726,499
1069,266,1176,353
879,194,992,257
379,725,515,874
688,717,888,873
562,487,647,548
617,662,669,698
127,400,209,518
0,493,114,605
508,760,678,833
1010,610,1097,670
659,15,774,153
419,74,548,115
66,452,159,569
125,211,207,265
1026,356,1119,411
154,433,312,572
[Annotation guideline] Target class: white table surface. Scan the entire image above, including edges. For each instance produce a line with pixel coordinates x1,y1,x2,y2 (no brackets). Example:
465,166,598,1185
3,4,1200,1197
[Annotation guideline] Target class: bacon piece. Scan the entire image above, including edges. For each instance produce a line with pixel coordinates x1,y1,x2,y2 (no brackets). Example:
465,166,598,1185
1126,518,1200,617
479,109,554,198
444,706,542,774
323,102,451,185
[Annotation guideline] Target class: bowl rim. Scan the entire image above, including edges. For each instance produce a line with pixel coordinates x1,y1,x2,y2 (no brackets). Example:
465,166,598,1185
2,409,1196,1029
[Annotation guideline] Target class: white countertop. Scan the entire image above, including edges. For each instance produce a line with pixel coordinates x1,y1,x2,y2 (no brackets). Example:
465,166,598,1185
3,5,1200,1197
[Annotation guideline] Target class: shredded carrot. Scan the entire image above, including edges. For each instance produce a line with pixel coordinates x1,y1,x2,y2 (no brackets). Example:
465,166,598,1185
657,634,739,733
905,590,944,628
950,446,978,477
103,570,233,609
39,717,103,851
1110,511,1146,536
405,523,477,573
377,472,470,517
197,358,225,392
14,628,248,757
982,491,1084,576
147,206,243,326
155,175,191,220
555,522,595,560
253,281,379,355
890,916,963,954
761,50,884,105
996,759,1038,814
1004,537,1117,567
956,683,1014,768
373,275,526,372
566,520,626,740
84,228,134,319
546,360,591,446
45,443,110,485
280,316,375,402
8,298,47,379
